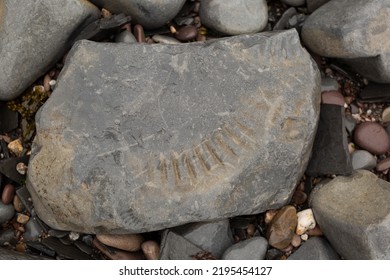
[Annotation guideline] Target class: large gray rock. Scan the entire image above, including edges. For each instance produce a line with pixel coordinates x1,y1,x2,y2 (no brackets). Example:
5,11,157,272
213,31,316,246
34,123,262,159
302,0,390,83
0,0,100,101
27,30,321,234
288,237,340,260
222,236,268,260
199,0,268,35
310,170,390,259
90,0,186,29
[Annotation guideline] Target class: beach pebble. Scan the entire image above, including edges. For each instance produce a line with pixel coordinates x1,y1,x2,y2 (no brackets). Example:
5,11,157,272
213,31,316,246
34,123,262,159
96,233,144,252
351,150,376,170
267,205,297,250
7,139,23,157
381,107,390,123
0,201,15,224
376,157,390,172
296,209,316,235
321,77,339,92
115,30,137,43
222,237,268,260
175,25,197,41
200,0,268,35
152,35,181,44
13,195,25,212
291,234,302,247
354,122,390,155
16,213,30,224
141,240,160,260
321,91,345,106
1,184,15,205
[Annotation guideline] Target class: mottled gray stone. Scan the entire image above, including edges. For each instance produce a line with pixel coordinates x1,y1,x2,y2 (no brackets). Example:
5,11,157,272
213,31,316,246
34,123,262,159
0,0,100,101
306,0,330,12
288,237,340,260
309,170,390,259
90,0,186,29
306,105,352,176
222,236,268,260
200,0,268,35
302,0,390,83
0,201,14,224
27,30,320,234
160,230,203,260
174,220,233,258
351,150,376,171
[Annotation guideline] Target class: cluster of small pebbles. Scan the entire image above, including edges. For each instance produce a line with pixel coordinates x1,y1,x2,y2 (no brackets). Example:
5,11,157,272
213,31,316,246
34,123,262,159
1,0,390,260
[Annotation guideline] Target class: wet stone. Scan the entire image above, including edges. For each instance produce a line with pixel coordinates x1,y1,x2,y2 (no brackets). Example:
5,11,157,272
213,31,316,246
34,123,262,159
288,237,340,260
351,150,376,171
27,30,321,233
267,205,297,250
306,104,352,176
310,170,390,259
0,0,100,101
200,0,268,35
222,236,268,260
173,220,233,259
354,122,390,155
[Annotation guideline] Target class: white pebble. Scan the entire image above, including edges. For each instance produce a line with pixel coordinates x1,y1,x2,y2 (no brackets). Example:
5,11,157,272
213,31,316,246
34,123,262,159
49,80,56,86
296,208,316,235
69,231,80,241
301,233,308,241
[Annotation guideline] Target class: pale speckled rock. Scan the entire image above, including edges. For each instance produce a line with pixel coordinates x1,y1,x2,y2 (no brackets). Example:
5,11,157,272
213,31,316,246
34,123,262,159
27,30,320,234
302,0,390,83
310,170,390,259
296,208,316,235
90,0,186,29
200,0,268,35
0,0,100,101
222,237,268,260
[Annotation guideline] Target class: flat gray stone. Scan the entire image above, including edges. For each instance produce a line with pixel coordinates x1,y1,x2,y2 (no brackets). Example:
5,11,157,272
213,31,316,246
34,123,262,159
200,0,268,35
160,230,203,260
309,170,390,259
351,150,376,171
173,220,233,258
222,236,268,260
90,0,186,29
302,0,390,83
27,30,320,234
288,237,340,260
0,201,14,224
0,0,100,101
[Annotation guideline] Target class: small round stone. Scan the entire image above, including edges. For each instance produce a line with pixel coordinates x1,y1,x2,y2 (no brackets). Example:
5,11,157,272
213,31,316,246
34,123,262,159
382,107,390,123
115,30,137,43
292,190,307,205
296,209,316,235
376,157,390,171
141,240,160,260
354,122,390,154
0,201,15,224
321,90,345,106
96,233,144,252
175,25,198,41
291,234,301,247
351,150,376,170
264,209,278,224
133,24,145,43
306,225,323,236
13,195,25,212
16,213,30,225
1,184,15,205
266,205,297,250
7,139,23,157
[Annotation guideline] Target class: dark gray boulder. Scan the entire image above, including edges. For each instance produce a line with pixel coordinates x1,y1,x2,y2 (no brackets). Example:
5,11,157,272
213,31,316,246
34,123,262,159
310,170,390,259
0,0,100,101
89,0,186,29
288,237,340,260
27,30,320,234
302,0,390,83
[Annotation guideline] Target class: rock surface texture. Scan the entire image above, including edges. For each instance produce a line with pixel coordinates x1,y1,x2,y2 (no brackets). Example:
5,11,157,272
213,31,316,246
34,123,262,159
302,0,390,83
89,0,186,29
310,170,390,259
199,0,268,35
288,237,340,260
27,30,320,234
0,0,100,101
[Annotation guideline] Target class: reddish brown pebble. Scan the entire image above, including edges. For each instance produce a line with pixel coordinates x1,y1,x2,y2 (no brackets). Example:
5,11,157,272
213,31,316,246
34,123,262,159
141,240,160,260
354,122,390,154
1,183,15,204
134,24,145,43
96,233,144,252
175,25,197,41
266,205,297,250
292,190,307,205
43,74,51,92
321,91,345,106
92,238,144,260
13,195,25,212
307,225,323,236
376,157,390,171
